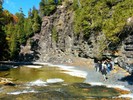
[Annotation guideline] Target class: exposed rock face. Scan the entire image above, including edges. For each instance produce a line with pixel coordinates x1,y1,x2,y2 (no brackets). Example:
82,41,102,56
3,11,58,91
117,33,133,73
37,2,75,62
28,1,133,73
19,36,40,61
37,2,107,62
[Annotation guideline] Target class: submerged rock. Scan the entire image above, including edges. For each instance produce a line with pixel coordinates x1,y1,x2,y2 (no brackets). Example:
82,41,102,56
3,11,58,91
0,78,15,86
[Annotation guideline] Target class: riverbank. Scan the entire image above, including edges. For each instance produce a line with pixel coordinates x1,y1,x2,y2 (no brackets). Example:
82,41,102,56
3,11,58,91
0,56,133,99
39,56,133,99
39,56,133,94
61,57,133,98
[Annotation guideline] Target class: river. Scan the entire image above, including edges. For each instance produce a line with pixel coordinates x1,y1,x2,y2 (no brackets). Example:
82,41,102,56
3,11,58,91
0,63,131,99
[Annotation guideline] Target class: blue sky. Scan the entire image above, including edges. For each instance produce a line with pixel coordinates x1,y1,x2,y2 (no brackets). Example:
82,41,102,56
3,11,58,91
3,0,41,17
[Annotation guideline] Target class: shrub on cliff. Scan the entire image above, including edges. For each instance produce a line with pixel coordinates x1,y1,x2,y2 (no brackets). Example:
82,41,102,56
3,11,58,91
39,0,62,16
73,0,133,44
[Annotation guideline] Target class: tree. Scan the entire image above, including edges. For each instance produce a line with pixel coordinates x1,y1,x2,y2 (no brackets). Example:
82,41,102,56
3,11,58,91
15,8,26,44
73,0,133,59
24,18,33,37
4,23,18,59
0,1,7,60
74,0,133,42
28,8,32,19
9,31,19,59
39,0,62,16
0,0,3,29
0,2,43,60
32,8,41,33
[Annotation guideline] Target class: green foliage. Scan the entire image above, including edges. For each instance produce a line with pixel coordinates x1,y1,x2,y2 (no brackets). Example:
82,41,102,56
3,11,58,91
9,31,19,59
32,8,41,33
24,18,33,37
0,1,3,30
32,22,40,33
72,0,79,10
73,0,133,43
2,7,41,60
39,0,62,16
15,9,26,44
51,26,58,42
4,23,18,59
0,1,8,60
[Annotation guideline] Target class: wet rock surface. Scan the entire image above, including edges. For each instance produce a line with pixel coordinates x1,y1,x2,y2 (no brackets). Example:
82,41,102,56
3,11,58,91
0,78,15,86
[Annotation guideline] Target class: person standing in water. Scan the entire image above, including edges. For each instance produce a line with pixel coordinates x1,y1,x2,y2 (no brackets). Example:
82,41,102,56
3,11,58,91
94,58,99,72
101,60,108,81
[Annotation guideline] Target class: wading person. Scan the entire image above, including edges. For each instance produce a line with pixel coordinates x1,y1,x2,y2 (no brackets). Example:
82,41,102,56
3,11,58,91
101,60,108,81
94,58,99,72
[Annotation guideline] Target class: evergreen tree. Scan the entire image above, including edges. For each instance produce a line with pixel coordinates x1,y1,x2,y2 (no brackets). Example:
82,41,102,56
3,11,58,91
39,0,45,17
24,18,33,37
0,1,7,60
15,8,26,44
0,0,3,30
4,23,18,59
32,8,41,33
39,0,62,16
28,8,32,19
9,31,18,59
73,0,133,58
73,0,133,43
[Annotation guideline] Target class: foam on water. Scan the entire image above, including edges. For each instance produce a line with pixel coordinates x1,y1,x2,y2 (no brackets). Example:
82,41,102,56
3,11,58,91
87,82,130,91
59,66,87,78
27,79,64,86
46,78,64,83
27,79,47,86
63,70,87,78
119,93,133,99
24,65,42,68
87,82,133,99
89,82,103,86
32,62,88,78
7,90,38,95
106,84,130,91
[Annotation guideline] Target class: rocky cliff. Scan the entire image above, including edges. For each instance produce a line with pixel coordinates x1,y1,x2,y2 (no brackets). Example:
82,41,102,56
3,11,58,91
117,33,133,73
37,1,74,63
28,1,133,72
37,1,107,62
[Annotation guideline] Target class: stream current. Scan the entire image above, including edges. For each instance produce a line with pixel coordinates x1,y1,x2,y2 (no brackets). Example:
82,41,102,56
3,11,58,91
0,64,131,100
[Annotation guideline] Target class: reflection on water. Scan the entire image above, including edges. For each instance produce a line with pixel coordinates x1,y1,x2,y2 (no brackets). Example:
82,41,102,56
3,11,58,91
0,65,131,99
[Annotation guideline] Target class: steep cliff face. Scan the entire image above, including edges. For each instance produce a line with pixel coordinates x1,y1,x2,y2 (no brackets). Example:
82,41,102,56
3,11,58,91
117,33,133,73
38,2,75,62
36,1,133,70
37,2,104,62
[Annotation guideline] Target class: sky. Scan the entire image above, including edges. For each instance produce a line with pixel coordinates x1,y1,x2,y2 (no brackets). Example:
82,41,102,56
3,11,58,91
3,0,41,17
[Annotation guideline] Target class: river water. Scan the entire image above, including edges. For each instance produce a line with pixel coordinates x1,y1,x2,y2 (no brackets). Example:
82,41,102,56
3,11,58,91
0,64,131,100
